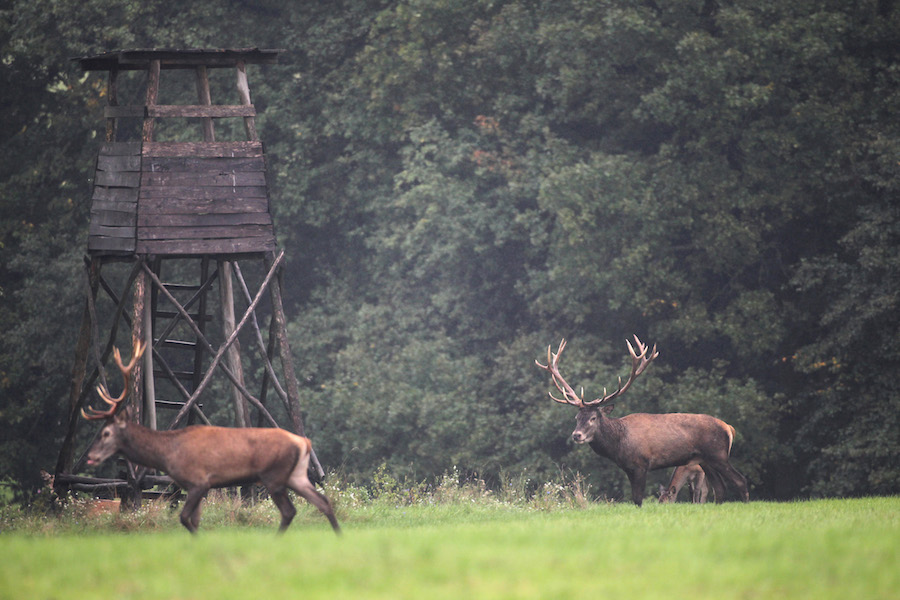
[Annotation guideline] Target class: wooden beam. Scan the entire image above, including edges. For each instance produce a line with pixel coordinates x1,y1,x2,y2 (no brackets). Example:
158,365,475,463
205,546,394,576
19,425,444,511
142,141,262,157
142,59,160,142
232,261,289,406
235,60,258,142
75,49,283,72
136,238,276,255
104,105,257,119
105,68,118,142
141,156,265,172
219,260,250,428
140,171,267,187
195,65,215,142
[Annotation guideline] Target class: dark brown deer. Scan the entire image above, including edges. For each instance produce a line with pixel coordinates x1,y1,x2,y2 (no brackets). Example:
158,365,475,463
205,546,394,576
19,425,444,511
82,340,340,534
658,463,710,504
535,337,748,506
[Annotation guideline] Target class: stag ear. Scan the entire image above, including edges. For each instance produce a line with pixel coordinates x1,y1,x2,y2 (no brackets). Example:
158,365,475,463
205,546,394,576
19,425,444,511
600,404,616,415
113,405,131,425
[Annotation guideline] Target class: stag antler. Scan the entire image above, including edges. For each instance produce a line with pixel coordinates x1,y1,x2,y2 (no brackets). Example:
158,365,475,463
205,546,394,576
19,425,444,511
535,335,658,408
534,339,585,406
81,339,146,420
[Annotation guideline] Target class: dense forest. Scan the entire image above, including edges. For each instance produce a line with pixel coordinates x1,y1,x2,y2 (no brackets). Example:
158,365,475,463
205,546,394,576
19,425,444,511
1,0,898,503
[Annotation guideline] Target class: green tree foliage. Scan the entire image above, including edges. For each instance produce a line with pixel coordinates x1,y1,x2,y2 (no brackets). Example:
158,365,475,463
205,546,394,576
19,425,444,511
1,0,897,501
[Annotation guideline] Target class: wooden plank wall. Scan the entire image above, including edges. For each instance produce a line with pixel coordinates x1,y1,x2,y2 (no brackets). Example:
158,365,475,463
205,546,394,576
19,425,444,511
88,142,141,253
134,141,276,255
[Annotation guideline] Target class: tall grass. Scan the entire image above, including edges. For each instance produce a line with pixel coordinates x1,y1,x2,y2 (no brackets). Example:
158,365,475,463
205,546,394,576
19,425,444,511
1,468,593,534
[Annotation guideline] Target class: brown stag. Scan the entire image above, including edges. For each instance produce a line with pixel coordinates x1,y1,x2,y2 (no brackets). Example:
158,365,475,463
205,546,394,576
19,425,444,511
82,339,340,534
658,463,710,504
535,336,748,506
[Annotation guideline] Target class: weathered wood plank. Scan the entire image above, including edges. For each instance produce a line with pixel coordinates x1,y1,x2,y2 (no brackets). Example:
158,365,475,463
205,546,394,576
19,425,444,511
140,171,266,187
88,236,136,252
138,225,273,240
137,213,271,227
138,197,269,215
151,105,257,118
95,171,141,187
92,187,139,203
103,105,258,119
100,142,142,156
139,186,268,200
89,223,137,238
97,154,142,172
143,157,265,173
91,209,137,227
91,202,137,217
136,237,276,255
143,141,263,158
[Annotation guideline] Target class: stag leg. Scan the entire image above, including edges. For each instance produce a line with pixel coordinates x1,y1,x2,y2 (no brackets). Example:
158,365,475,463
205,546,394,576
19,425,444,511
290,479,341,533
269,489,297,533
701,466,727,503
702,461,749,502
625,469,648,507
189,498,203,530
180,487,208,533
718,462,750,502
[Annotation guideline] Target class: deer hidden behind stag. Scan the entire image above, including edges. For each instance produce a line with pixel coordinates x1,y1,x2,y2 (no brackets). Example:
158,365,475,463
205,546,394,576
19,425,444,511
81,340,340,534
658,463,710,504
535,336,749,506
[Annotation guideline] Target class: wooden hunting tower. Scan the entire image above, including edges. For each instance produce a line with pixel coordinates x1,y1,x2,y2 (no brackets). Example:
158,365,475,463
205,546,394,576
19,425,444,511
54,48,323,505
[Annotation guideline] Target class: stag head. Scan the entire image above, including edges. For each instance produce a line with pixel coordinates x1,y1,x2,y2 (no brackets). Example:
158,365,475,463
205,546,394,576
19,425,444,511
535,335,658,444
82,340,145,465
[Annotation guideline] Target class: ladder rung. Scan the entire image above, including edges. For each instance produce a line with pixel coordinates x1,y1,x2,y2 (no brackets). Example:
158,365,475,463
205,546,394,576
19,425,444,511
161,283,203,292
157,339,198,349
153,369,197,381
155,400,203,410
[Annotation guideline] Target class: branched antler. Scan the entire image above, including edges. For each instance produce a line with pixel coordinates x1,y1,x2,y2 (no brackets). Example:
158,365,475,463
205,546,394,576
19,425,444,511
534,339,585,406
81,339,145,420
535,335,658,408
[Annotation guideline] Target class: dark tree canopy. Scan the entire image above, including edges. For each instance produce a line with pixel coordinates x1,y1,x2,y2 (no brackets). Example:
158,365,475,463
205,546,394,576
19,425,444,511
1,0,897,501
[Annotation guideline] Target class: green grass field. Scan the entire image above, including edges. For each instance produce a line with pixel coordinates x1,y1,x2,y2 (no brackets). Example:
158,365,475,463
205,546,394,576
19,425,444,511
1,496,897,599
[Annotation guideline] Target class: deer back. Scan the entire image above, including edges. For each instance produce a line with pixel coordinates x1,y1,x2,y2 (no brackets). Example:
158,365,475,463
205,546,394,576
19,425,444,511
158,425,311,489
587,411,734,470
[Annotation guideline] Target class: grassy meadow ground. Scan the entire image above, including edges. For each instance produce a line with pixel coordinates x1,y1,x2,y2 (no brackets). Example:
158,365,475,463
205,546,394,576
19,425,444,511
0,482,896,599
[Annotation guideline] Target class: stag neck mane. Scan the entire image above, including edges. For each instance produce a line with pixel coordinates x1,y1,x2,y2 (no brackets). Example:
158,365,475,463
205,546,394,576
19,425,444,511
108,418,183,471
575,405,627,459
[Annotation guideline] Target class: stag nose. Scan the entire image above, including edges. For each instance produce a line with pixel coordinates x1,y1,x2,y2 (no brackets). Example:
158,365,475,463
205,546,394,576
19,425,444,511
572,431,584,443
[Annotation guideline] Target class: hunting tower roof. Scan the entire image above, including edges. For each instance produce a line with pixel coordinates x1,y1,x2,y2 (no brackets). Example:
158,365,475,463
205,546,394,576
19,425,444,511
74,48,283,71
